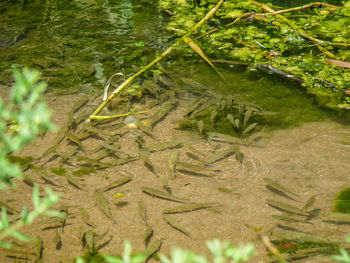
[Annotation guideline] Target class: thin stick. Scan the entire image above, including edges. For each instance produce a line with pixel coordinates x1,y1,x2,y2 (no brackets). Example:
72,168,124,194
196,12,253,40
89,110,149,121
197,2,349,49
87,0,224,121
272,2,339,15
250,0,336,58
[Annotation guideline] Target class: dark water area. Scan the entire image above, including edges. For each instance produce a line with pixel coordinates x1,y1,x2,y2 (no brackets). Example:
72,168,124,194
0,0,345,129
0,0,169,90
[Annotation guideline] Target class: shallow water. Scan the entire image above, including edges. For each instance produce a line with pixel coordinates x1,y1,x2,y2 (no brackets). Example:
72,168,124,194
0,0,350,262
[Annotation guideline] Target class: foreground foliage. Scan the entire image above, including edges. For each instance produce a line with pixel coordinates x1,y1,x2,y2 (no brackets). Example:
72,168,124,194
76,239,256,263
0,67,53,188
0,68,59,250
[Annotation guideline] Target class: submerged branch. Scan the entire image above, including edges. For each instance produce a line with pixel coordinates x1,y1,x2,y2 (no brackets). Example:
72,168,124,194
271,2,340,15
87,0,225,122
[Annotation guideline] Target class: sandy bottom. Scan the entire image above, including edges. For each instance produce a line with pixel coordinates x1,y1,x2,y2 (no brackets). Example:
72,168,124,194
0,87,349,263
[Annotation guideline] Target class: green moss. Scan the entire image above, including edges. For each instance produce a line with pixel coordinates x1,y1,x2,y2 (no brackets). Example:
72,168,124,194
159,0,350,111
334,187,350,214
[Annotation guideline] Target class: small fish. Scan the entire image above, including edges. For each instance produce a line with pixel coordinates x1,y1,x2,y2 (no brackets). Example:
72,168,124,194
159,175,171,193
54,124,69,146
219,99,226,110
322,213,350,222
139,150,154,171
102,143,126,156
264,178,299,197
40,143,60,160
168,89,177,105
76,131,94,140
163,214,190,237
94,190,115,224
65,132,84,151
301,195,316,211
238,104,244,116
271,231,329,243
138,201,147,224
143,80,161,97
168,151,179,176
83,124,112,136
267,199,307,216
70,96,89,114
205,144,238,164
53,230,62,250
144,225,153,247
210,110,218,124
85,230,94,252
162,203,219,214
94,228,109,243
227,114,235,126
75,155,112,168
57,145,78,163
98,176,131,192
176,161,211,172
146,138,186,152
54,85,83,96
134,118,154,139
226,94,234,108
41,210,67,225
79,208,96,228
0,201,19,214
145,239,162,260
272,214,313,225
197,120,204,134
184,97,204,116
242,122,257,136
142,187,190,203
190,99,215,118
34,237,43,260
183,143,206,157
113,156,138,166
150,103,173,127
92,135,120,153
207,132,254,146
65,173,84,190
243,110,252,127
94,150,110,161
234,119,240,129
265,184,296,201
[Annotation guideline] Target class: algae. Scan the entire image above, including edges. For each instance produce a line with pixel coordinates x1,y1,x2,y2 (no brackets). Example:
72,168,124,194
159,0,350,110
334,187,350,214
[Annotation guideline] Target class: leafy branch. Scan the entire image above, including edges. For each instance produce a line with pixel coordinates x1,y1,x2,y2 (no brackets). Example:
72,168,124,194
0,67,54,189
0,185,61,248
